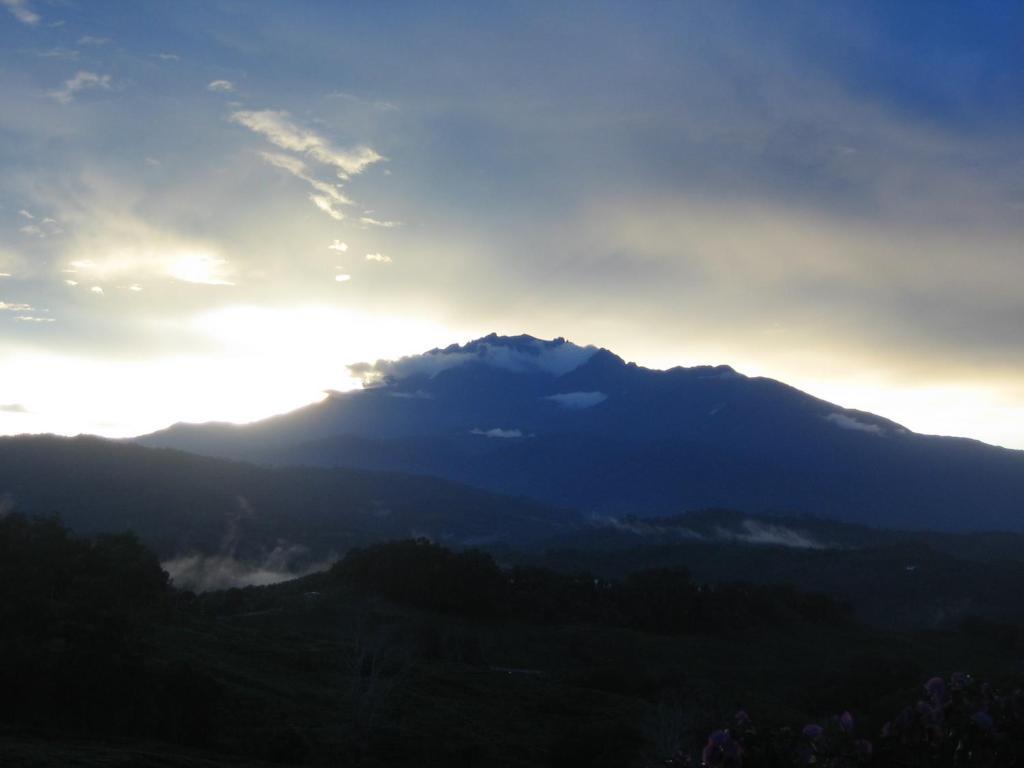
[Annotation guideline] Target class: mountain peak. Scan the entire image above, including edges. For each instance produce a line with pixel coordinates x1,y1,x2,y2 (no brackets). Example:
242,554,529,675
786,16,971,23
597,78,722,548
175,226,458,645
350,333,600,386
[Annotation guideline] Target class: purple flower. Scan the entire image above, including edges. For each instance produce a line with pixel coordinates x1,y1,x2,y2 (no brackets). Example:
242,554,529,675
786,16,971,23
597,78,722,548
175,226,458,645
801,724,824,740
972,711,994,732
925,676,949,705
701,729,741,767
839,711,855,735
950,671,973,691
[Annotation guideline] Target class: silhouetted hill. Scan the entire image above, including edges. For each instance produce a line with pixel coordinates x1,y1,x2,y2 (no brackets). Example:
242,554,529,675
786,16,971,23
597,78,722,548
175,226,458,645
139,333,1024,532
0,435,572,582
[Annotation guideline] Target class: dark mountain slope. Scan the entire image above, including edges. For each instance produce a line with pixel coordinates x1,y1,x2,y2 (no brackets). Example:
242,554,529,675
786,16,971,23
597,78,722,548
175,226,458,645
0,435,572,561
138,334,1024,532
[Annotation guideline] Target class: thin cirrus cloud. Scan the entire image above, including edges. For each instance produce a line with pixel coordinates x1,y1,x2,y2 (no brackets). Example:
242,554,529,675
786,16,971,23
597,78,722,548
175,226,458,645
365,252,391,263
231,109,383,221
207,79,235,92
259,151,351,220
50,71,111,103
0,301,34,312
1,0,40,26
230,110,383,178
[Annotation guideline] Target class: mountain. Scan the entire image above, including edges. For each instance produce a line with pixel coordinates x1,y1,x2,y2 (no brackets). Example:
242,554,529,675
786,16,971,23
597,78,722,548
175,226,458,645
138,333,1024,532
0,435,571,577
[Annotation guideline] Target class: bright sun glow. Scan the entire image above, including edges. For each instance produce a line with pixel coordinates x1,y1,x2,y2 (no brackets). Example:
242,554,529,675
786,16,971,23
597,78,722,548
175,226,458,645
0,307,465,438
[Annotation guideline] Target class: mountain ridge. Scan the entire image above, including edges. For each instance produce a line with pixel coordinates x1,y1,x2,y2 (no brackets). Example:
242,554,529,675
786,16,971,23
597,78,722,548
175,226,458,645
137,333,1024,532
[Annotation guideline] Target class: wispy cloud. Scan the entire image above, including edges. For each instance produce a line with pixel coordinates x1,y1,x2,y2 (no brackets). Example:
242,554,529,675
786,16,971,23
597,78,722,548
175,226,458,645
0,302,33,312
14,315,54,323
0,404,27,413
365,252,392,263
359,215,401,228
471,427,524,439
154,52,180,61
2,0,40,26
544,391,608,409
260,151,352,220
50,70,111,104
77,35,109,45
826,413,885,435
230,109,383,179
38,47,79,60
207,79,235,93
328,240,348,252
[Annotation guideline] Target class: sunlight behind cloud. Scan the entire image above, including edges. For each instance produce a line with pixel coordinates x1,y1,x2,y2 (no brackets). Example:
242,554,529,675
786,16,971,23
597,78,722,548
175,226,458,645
167,252,233,285
0,308,463,438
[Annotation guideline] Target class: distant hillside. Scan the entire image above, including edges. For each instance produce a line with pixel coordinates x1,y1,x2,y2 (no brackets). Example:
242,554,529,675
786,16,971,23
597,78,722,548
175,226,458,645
0,435,572,584
139,333,1024,532
514,509,1024,628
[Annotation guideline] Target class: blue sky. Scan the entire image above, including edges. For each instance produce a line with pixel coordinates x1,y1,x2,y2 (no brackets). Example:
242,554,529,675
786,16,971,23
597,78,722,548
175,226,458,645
1,0,1023,447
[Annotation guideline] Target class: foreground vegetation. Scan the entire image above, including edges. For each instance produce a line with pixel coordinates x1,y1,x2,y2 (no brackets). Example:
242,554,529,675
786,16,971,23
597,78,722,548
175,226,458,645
2,515,1024,766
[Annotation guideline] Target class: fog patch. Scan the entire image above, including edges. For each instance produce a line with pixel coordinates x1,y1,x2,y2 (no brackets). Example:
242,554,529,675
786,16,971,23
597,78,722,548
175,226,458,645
592,515,826,549
714,520,825,549
544,391,607,409
593,516,704,540
827,413,885,435
163,544,336,592
471,427,524,439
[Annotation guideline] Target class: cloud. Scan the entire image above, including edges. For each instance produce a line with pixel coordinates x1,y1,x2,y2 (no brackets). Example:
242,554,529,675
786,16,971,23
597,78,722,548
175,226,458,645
207,79,235,93
359,216,401,228
230,109,383,178
328,240,349,252
37,47,78,60
89,286,104,294
826,413,885,435
351,335,598,385
50,71,112,104
61,225,235,287
0,273,11,278
259,151,352,220
167,254,234,285
0,301,33,312
717,520,825,549
592,516,826,549
544,391,607,409
77,35,110,45
365,252,392,263
13,315,54,323
17,210,34,219
162,546,335,592
335,273,351,282
154,52,180,61
471,427,524,438
1,0,39,25
0,404,26,413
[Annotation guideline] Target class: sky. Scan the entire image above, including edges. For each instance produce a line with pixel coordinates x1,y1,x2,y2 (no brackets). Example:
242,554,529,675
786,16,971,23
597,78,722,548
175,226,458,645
1,1,1023,448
